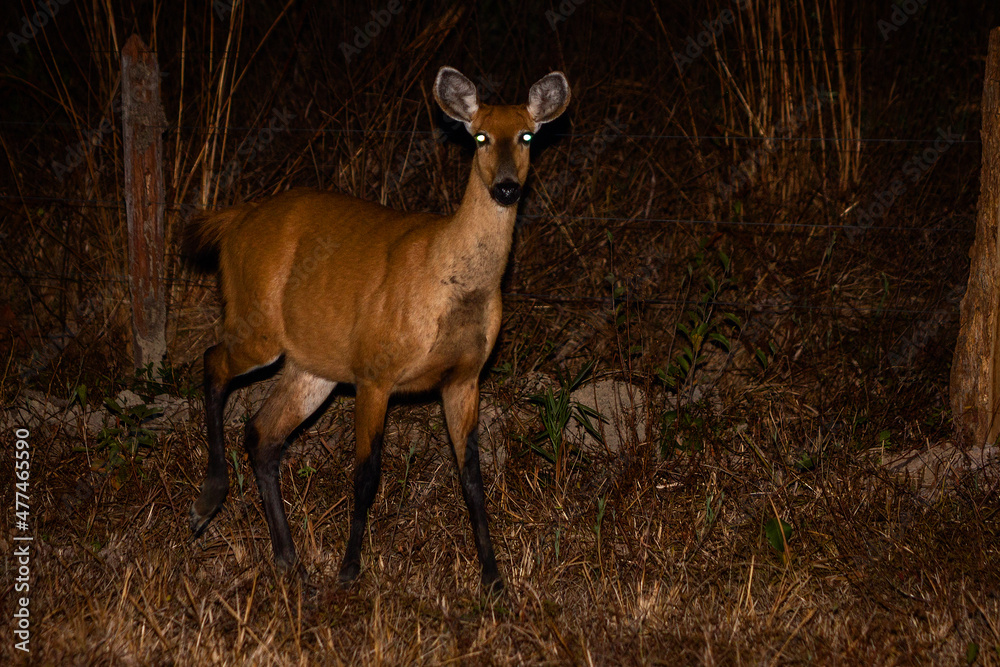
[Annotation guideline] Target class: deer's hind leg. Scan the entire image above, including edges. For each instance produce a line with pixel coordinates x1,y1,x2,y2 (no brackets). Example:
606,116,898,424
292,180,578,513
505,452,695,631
243,362,335,570
191,342,281,536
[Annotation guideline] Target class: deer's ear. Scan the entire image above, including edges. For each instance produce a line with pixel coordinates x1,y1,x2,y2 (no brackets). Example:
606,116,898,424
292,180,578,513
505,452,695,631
434,67,479,128
527,72,570,125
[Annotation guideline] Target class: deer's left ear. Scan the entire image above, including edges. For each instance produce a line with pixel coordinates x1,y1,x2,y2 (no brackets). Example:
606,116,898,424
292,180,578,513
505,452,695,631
527,72,570,125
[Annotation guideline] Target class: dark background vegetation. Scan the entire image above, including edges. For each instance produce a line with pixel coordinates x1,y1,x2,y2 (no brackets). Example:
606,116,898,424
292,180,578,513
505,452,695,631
2,0,1000,663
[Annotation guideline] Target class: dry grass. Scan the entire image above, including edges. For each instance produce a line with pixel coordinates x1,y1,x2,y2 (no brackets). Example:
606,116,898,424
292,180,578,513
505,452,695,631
2,0,1000,664
4,399,1000,664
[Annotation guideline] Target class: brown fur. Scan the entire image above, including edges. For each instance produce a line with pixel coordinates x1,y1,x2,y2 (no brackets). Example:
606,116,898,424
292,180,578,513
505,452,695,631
189,67,570,591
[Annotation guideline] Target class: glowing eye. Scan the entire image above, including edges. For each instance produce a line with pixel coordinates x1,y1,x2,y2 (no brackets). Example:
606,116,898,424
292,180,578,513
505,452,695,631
474,133,489,145
521,132,533,144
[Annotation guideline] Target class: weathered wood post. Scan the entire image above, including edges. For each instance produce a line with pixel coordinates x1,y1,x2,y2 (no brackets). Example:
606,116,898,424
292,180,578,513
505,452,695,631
951,27,1000,446
122,34,167,371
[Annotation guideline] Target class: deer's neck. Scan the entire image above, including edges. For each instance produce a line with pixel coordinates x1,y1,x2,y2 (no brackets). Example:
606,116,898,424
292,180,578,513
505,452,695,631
436,171,517,292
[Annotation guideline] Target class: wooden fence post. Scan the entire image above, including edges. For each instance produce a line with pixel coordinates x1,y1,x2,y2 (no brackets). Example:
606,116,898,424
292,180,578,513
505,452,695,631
122,34,167,371
951,27,1000,446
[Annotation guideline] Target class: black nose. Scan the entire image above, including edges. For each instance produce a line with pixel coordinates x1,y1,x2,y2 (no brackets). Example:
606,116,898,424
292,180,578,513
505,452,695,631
490,180,521,206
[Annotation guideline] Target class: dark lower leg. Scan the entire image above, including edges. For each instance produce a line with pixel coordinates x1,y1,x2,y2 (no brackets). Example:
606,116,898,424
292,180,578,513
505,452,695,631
339,431,383,584
191,346,231,534
245,423,297,570
458,429,501,590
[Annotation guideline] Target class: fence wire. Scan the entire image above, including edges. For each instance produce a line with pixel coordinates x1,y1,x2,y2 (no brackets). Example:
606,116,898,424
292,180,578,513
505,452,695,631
0,267,958,320
0,194,976,236
3,104,977,325
0,118,980,146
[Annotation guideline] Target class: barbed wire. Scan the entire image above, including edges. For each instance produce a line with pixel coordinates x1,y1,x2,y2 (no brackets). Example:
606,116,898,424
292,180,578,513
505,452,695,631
504,293,956,318
524,215,974,234
0,194,975,235
79,46,877,54
0,268,956,319
0,118,979,146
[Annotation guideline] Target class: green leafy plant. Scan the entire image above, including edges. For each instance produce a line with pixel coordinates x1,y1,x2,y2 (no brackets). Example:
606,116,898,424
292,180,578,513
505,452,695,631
794,452,817,472
229,450,245,492
401,442,417,492
491,360,514,381
659,407,709,458
877,429,892,450
605,231,646,364
525,360,605,484
764,516,794,554
605,272,646,359
754,340,778,371
133,360,198,400
594,494,607,574
68,382,88,410
657,240,741,397
967,642,979,665
132,361,168,399
91,397,162,483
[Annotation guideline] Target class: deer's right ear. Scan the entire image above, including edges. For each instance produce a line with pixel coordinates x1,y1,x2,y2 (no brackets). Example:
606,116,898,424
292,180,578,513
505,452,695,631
434,67,479,129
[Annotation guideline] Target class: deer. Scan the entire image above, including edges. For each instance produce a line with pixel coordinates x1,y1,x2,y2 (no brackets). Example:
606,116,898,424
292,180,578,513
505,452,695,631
187,66,570,593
